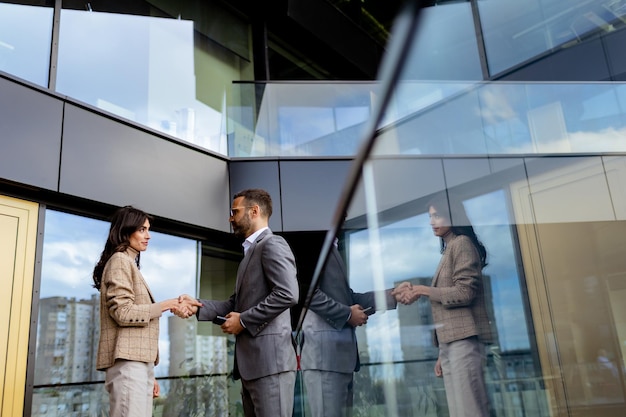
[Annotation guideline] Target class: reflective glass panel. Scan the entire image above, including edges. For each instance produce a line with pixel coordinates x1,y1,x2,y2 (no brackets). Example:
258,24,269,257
232,79,626,157
479,0,626,76
0,2,52,87
33,209,197,416
325,156,626,416
324,156,543,416
229,82,378,156
374,81,626,156
402,2,482,81
56,2,252,155
300,3,626,415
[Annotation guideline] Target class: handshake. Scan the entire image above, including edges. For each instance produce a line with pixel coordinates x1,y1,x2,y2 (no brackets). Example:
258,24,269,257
391,282,423,305
170,294,203,319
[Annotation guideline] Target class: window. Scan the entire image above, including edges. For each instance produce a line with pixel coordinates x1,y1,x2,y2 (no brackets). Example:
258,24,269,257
33,209,197,416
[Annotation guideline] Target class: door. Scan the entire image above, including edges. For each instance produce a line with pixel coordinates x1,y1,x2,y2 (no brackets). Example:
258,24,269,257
0,195,38,417
512,156,626,416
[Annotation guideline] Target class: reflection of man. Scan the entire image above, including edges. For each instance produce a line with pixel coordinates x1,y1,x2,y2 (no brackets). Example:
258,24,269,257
179,189,299,417
300,239,405,417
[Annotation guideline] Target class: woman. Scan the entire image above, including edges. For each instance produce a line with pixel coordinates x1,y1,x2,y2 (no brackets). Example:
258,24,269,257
92,205,200,417
394,196,493,417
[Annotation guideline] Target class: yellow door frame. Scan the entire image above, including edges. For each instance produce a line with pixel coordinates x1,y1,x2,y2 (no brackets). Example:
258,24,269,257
0,195,39,417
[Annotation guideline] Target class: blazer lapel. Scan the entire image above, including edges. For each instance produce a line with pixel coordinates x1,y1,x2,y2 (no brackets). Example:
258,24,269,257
431,250,447,287
127,249,156,302
143,278,156,303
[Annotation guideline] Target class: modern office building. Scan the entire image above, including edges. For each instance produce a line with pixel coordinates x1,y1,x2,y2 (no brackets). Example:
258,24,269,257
2,1,626,416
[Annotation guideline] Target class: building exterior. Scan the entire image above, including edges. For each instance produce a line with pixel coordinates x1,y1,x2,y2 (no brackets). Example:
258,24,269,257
2,0,626,416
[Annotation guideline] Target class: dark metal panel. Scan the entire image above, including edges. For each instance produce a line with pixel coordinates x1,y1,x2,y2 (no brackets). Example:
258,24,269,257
60,104,230,231
228,160,282,231
0,77,63,190
501,38,610,81
280,160,352,231
605,28,626,81
349,158,445,222
443,158,492,189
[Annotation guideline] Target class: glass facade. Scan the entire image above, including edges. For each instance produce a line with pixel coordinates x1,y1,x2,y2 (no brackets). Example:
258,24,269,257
330,154,626,416
304,2,626,415
2,0,626,416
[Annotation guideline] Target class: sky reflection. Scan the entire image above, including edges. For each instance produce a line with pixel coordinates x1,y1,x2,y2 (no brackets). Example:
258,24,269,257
41,209,197,377
348,189,530,364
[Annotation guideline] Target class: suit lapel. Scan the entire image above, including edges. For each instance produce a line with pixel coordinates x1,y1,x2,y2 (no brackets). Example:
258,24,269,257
235,251,250,295
235,229,271,294
330,246,348,279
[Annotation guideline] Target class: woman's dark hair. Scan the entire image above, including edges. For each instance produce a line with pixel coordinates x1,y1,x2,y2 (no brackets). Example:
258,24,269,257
428,194,488,268
92,205,152,289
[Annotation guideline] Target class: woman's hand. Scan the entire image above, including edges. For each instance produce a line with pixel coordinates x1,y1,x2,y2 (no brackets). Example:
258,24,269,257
153,379,160,398
434,357,443,377
170,295,203,318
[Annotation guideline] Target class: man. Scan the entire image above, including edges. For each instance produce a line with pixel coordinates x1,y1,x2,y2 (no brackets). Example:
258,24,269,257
179,189,299,417
300,238,406,417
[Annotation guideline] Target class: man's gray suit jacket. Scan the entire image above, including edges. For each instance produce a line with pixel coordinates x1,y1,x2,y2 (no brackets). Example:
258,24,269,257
196,229,299,380
300,246,396,374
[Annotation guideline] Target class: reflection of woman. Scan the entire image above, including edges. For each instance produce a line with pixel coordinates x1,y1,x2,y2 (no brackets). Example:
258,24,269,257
92,206,199,417
394,196,493,417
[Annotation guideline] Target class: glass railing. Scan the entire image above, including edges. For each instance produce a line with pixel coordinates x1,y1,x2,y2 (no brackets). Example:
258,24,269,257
377,80,626,155
229,80,626,157
30,374,234,417
228,81,380,157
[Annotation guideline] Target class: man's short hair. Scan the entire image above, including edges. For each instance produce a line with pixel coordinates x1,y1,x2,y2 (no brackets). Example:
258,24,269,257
234,189,273,218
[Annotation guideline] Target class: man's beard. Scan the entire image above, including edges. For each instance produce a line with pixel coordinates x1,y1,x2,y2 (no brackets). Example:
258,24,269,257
232,215,250,239
233,227,245,239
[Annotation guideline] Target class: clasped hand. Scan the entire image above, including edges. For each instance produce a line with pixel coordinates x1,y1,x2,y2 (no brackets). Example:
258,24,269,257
171,294,203,319
391,282,421,305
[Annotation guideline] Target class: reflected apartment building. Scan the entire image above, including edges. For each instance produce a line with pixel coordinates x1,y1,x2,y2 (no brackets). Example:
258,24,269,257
35,296,100,386
32,296,101,416
2,1,626,416
32,297,231,417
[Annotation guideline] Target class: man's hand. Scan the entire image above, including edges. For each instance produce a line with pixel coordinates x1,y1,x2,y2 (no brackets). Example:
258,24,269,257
348,304,369,327
391,282,421,305
171,294,203,318
221,312,244,335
